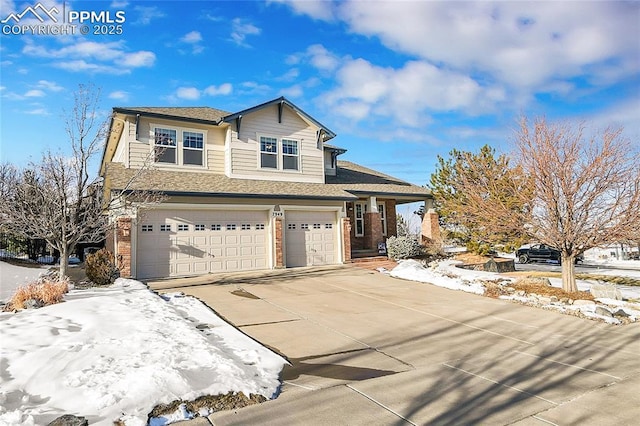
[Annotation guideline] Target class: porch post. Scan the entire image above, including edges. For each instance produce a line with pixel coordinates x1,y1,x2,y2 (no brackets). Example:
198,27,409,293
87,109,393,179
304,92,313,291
364,196,383,250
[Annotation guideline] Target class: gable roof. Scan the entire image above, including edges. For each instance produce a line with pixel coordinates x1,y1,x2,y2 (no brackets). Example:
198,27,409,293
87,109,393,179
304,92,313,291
222,96,337,141
113,106,230,125
326,161,432,200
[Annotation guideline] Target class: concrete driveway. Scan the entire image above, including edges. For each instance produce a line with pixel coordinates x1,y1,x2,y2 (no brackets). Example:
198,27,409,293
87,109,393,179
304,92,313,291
148,265,640,425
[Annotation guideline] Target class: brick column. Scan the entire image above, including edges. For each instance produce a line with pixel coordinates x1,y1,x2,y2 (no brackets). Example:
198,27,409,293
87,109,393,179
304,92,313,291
386,199,397,238
116,217,132,278
421,209,441,244
274,218,284,268
342,217,352,263
364,212,383,250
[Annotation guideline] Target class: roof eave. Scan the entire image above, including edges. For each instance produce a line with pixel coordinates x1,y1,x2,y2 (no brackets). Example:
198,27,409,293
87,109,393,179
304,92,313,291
116,189,357,202
113,107,221,125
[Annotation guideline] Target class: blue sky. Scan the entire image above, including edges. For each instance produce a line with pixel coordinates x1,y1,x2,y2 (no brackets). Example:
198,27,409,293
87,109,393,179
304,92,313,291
1,0,638,187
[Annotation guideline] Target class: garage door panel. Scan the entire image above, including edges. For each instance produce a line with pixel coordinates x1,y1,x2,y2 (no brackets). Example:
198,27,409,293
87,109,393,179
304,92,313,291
285,211,338,268
137,209,268,279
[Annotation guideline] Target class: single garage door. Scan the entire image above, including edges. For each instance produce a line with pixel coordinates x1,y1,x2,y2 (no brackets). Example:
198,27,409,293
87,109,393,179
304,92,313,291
137,209,268,279
284,210,338,267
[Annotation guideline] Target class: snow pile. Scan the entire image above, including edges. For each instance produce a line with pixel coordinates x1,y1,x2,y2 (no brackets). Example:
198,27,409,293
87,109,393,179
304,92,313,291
390,259,487,295
0,278,287,426
389,259,640,325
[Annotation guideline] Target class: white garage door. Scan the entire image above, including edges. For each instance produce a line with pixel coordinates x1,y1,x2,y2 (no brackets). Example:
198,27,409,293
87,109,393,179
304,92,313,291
284,210,338,268
137,209,268,279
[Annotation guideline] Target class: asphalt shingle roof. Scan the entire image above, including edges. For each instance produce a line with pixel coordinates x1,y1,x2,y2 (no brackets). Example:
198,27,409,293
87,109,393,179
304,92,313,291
105,163,357,201
326,161,431,198
113,107,230,123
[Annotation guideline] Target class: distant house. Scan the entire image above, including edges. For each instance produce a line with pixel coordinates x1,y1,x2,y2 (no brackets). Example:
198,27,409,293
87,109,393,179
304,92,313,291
100,97,439,279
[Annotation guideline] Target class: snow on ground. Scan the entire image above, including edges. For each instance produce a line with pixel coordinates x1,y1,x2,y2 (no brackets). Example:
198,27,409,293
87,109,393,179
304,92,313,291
0,261,50,302
0,269,287,426
389,259,488,295
389,259,640,325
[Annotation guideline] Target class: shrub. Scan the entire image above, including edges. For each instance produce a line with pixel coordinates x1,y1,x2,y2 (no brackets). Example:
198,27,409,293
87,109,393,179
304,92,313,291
7,278,69,310
386,236,424,260
85,249,119,286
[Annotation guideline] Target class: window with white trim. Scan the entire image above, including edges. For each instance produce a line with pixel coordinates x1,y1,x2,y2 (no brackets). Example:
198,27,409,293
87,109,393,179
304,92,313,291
260,136,278,169
354,202,366,237
177,224,189,231
154,128,177,163
282,139,299,170
142,224,153,232
183,131,204,166
256,223,265,230
378,202,387,236
211,224,221,231
195,224,206,231
160,224,171,232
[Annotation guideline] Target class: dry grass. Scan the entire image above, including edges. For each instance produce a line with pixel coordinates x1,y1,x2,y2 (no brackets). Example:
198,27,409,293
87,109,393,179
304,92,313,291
148,392,266,420
454,253,491,265
6,278,69,311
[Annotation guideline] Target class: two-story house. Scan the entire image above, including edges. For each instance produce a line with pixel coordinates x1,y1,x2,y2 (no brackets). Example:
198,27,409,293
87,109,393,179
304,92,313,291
100,97,439,279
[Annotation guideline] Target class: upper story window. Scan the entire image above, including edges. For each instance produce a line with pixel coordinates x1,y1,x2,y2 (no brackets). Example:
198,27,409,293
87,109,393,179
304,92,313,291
282,139,299,171
260,137,278,169
154,128,177,163
152,125,206,167
259,136,300,171
183,131,204,166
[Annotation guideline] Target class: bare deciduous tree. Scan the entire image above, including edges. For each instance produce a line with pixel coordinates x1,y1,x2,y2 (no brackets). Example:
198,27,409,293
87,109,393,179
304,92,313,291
1,84,164,280
515,116,640,292
1,84,107,278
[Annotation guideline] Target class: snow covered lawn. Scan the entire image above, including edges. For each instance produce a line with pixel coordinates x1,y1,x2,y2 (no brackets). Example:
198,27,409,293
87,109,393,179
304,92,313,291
389,259,640,324
0,265,287,426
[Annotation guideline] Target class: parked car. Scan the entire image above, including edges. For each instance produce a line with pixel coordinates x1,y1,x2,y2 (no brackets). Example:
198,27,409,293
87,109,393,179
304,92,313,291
516,244,583,265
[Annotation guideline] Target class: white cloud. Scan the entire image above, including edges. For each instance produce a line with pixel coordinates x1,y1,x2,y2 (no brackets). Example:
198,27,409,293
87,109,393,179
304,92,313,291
181,31,202,44
178,31,204,54
269,0,335,21
110,0,128,7
230,18,261,47
306,44,339,72
24,108,50,115
175,87,200,100
37,80,63,91
280,84,303,98
109,90,129,101
319,56,506,126
24,89,45,97
334,1,639,91
117,51,155,67
204,83,232,96
23,40,156,74
133,5,165,25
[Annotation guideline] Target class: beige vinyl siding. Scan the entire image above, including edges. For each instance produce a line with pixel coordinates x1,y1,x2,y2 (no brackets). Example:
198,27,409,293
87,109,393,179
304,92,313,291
129,142,149,168
112,121,128,163
124,117,225,171
301,155,323,176
207,149,225,174
229,105,324,183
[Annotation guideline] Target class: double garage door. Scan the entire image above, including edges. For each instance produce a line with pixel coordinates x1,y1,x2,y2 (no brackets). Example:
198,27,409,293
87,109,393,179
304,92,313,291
136,208,339,279
137,209,269,279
